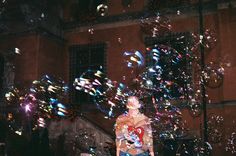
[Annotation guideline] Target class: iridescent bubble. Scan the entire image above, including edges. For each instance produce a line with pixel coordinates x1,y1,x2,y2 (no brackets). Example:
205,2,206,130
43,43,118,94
37,117,46,128
94,80,128,118
123,50,144,68
207,115,224,143
149,45,183,65
151,103,187,140
118,37,122,44
145,44,184,79
74,70,128,117
204,29,217,49
204,63,224,88
140,13,172,37
14,48,21,54
97,4,108,16
40,75,68,95
191,29,217,51
219,54,232,70
193,139,212,156
49,98,68,117
142,79,153,89
225,132,236,154
88,28,94,35
188,99,202,118
5,87,21,104
177,10,181,15
208,114,224,125
38,100,51,118
145,45,185,102
20,93,37,114
26,75,69,120
31,80,46,93
74,70,105,96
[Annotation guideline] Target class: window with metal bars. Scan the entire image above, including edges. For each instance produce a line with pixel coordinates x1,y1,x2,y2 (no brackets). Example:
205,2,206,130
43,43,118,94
69,43,107,105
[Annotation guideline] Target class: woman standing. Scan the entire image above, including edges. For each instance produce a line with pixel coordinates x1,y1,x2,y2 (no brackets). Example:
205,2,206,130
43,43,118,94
115,96,154,156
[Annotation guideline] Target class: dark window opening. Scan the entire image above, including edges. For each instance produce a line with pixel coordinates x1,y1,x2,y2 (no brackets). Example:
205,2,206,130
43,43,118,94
69,43,107,106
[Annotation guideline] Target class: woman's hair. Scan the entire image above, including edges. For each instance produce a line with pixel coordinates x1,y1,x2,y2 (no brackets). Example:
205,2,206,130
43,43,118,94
127,96,141,109
127,96,139,102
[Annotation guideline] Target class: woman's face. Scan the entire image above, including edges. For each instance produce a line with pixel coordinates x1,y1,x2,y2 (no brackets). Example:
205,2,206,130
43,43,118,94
127,96,141,109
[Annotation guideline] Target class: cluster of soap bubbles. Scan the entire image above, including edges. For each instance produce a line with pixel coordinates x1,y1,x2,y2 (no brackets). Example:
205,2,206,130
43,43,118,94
225,132,236,154
5,87,24,105
74,70,129,118
193,139,212,156
175,139,212,156
27,75,68,118
145,45,188,101
5,75,69,134
74,44,190,138
191,29,217,52
140,13,172,37
152,102,188,140
207,115,224,143
204,62,225,88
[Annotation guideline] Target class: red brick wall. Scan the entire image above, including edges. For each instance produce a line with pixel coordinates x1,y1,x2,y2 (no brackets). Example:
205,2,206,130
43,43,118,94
0,34,39,87
0,33,66,87
37,35,66,80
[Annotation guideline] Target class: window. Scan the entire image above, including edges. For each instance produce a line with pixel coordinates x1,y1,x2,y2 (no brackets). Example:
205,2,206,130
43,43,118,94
69,43,107,105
